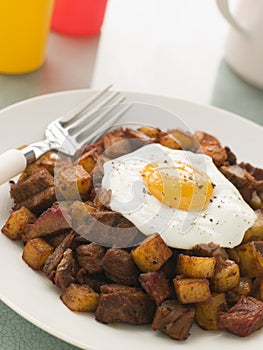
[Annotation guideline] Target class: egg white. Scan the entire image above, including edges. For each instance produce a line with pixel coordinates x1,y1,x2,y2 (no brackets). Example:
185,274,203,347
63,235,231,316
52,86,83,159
101,143,256,249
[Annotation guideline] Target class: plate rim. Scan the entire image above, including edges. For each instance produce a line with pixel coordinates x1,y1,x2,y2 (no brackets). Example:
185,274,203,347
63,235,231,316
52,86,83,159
0,88,262,131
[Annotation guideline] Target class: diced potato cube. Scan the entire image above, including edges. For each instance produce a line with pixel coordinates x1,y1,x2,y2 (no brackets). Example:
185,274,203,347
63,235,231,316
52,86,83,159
56,165,91,200
230,241,263,278
168,129,199,151
176,254,216,278
243,210,263,243
131,233,173,272
36,151,59,175
173,276,211,304
138,126,161,139
159,134,181,150
2,206,35,240
60,283,99,312
211,259,240,292
195,293,227,330
77,149,99,174
22,238,54,270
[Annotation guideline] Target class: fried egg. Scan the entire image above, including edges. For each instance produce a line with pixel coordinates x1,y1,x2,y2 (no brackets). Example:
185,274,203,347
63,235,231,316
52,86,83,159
101,143,256,249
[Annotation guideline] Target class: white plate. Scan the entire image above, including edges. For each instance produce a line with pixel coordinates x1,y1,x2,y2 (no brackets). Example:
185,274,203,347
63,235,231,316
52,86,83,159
0,89,262,350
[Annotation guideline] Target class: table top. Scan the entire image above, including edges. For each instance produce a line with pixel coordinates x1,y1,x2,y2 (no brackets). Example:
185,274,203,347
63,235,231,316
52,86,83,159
0,0,262,349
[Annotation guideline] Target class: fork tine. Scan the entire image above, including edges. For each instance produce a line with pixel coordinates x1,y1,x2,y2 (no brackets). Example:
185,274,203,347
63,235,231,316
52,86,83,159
67,92,123,135
76,102,132,144
73,96,126,138
59,84,112,125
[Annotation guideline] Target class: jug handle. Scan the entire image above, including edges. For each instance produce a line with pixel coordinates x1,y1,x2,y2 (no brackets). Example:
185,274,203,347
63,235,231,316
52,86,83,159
216,0,247,35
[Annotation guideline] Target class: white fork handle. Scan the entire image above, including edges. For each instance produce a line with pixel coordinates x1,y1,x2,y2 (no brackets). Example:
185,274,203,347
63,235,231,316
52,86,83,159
0,149,27,185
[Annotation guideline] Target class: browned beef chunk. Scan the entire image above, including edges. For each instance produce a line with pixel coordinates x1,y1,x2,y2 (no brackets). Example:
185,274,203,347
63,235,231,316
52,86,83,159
10,167,54,203
45,231,71,248
139,271,173,305
73,140,105,160
54,248,79,290
224,146,237,165
102,248,140,286
43,231,75,281
151,300,195,341
74,209,116,229
241,162,263,181
192,242,229,260
220,164,255,202
240,162,263,192
10,166,56,215
221,161,263,207
102,128,131,158
76,243,106,274
75,270,111,293
74,210,117,243
111,217,145,248
159,253,177,280
23,203,72,240
95,284,155,325
74,209,144,248
102,127,153,159
89,155,110,187
13,186,56,215
234,163,263,208
192,242,221,256
218,295,263,337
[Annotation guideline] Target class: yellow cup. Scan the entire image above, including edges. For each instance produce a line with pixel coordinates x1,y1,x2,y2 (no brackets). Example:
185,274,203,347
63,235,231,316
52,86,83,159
0,0,54,74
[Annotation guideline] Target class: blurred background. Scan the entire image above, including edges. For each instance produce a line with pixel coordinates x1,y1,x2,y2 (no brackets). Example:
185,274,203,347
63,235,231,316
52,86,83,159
0,0,262,125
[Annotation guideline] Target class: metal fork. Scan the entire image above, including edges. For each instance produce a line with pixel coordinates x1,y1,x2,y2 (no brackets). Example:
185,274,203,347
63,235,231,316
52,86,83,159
0,86,130,185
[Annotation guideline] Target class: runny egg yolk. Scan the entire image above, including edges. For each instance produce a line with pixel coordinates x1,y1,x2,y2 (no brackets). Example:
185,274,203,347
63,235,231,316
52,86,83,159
141,161,214,211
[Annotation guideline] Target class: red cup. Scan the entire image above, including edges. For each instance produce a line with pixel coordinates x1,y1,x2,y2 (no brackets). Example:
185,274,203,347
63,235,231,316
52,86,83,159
51,0,107,36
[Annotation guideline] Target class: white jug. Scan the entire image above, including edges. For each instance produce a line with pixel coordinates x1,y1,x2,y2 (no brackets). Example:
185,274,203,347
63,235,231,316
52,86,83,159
217,0,263,89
